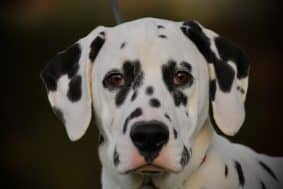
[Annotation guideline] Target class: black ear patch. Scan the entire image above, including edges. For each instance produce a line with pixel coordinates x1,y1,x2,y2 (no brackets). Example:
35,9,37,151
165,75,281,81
215,37,249,79
89,32,105,62
67,75,82,102
41,43,81,91
180,21,249,93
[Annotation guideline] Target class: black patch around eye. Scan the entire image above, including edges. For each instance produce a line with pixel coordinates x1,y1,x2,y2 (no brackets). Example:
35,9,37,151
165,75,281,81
180,61,192,72
180,146,190,167
162,60,188,106
158,34,167,39
115,60,144,106
41,43,81,91
164,113,171,122
225,164,229,177
215,37,249,79
260,181,266,189
157,25,165,29
123,108,143,134
258,161,278,181
234,161,245,186
120,42,126,49
149,98,161,108
173,128,178,139
113,147,120,167
89,32,105,62
67,75,82,102
145,86,154,96
131,91,137,101
52,106,65,124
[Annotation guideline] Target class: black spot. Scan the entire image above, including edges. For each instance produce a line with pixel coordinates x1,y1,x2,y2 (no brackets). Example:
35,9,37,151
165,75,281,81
215,36,249,79
157,25,165,29
113,147,120,167
89,32,105,62
185,112,189,117
158,34,167,39
149,98,161,108
234,161,245,186
259,161,278,181
123,108,143,134
180,146,190,167
210,79,216,101
164,113,171,122
173,91,188,106
120,42,126,49
41,43,81,91
52,106,65,124
162,60,188,106
131,91,137,101
67,75,82,102
173,128,178,139
116,60,144,106
225,164,229,177
237,86,245,94
260,181,266,189
145,86,154,96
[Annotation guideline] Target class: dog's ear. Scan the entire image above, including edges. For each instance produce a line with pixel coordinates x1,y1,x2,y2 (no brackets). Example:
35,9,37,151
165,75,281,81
40,27,106,141
181,21,250,136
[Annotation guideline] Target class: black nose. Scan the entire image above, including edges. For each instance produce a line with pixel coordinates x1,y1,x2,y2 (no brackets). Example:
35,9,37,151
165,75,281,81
130,121,169,163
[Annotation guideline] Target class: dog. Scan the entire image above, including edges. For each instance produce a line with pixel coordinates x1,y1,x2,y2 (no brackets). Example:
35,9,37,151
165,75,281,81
41,18,283,189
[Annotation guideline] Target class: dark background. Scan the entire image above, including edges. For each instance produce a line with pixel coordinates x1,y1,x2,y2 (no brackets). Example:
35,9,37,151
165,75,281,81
0,0,282,188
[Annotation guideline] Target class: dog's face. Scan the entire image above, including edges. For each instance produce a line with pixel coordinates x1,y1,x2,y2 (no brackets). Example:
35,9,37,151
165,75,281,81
41,18,249,186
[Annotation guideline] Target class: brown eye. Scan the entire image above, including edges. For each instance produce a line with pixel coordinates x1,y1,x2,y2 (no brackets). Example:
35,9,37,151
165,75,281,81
107,73,125,88
173,71,193,87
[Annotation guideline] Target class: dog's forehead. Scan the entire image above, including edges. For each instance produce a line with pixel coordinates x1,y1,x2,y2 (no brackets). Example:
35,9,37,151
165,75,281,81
93,18,204,73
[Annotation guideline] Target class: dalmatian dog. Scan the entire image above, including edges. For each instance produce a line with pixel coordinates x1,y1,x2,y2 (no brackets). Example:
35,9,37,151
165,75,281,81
41,18,283,189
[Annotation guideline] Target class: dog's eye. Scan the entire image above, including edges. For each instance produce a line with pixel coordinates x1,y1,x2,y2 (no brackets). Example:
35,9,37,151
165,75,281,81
173,71,193,87
105,73,125,88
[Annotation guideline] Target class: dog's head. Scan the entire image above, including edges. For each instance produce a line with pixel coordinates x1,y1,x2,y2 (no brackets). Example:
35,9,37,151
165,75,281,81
41,18,249,185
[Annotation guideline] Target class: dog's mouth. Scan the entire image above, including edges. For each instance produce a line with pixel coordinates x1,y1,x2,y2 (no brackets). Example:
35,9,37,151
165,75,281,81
127,164,169,176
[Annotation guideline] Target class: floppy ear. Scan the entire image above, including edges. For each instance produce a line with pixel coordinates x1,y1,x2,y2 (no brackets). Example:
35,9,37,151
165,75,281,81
40,27,106,141
181,21,250,136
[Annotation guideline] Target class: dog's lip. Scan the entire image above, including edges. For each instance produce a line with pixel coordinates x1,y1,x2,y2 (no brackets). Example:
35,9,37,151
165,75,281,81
127,164,171,175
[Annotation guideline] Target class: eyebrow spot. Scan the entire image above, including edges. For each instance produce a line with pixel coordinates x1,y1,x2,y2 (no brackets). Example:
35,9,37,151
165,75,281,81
157,25,165,29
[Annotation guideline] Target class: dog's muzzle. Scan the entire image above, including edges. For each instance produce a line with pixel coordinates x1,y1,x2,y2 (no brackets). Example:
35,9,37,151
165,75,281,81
130,121,169,163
